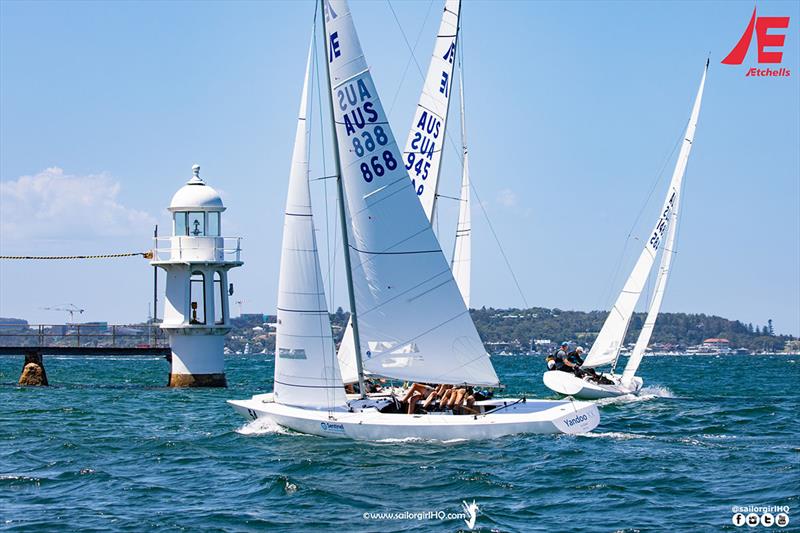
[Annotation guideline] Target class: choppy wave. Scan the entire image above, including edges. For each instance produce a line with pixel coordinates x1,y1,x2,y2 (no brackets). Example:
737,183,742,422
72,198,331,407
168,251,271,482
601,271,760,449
1,353,796,531
578,431,652,440
235,417,296,436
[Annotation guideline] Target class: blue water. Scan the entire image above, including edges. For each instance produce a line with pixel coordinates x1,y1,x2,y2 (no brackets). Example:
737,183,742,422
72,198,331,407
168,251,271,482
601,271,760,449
1,354,798,532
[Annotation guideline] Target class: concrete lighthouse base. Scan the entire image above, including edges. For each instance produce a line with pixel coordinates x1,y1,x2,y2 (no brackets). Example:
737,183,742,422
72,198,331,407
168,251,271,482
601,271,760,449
169,372,227,387
167,333,227,388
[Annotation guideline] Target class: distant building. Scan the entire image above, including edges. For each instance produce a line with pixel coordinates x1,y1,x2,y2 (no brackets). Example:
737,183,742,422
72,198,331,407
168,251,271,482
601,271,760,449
784,340,800,353
702,338,730,349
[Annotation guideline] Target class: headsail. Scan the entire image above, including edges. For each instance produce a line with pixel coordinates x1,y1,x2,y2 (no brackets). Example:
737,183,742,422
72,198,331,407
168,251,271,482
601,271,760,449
451,58,471,307
402,0,461,222
273,33,347,408
620,61,708,385
584,61,709,370
323,0,498,386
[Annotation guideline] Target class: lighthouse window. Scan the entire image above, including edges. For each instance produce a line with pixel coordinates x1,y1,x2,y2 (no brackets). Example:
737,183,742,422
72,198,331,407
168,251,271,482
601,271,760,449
214,271,224,325
188,212,205,236
208,212,220,236
174,212,187,236
190,271,206,325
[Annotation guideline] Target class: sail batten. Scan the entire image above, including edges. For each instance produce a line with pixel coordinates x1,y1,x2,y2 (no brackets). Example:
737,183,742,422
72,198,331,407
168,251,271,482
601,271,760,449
585,61,708,371
326,0,497,387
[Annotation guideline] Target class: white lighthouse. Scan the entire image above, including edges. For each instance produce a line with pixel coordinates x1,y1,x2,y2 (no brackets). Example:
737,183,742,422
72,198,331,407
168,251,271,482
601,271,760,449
152,164,242,387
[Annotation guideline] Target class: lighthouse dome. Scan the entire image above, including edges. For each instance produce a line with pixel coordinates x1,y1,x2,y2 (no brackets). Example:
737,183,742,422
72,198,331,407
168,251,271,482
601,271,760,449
169,165,225,212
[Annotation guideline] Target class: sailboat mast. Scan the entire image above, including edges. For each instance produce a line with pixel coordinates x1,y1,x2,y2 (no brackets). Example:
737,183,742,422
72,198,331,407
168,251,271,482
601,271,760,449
321,0,367,399
429,1,462,221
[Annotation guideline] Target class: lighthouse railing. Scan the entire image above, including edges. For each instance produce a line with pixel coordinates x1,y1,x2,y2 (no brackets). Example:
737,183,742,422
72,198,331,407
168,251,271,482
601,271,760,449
152,236,242,263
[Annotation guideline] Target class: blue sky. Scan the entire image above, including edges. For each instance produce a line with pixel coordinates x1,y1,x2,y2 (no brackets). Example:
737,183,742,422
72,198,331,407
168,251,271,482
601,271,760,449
1,0,798,336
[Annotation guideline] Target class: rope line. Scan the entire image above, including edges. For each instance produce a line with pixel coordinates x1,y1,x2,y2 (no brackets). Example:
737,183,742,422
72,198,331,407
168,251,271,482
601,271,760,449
0,252,152,260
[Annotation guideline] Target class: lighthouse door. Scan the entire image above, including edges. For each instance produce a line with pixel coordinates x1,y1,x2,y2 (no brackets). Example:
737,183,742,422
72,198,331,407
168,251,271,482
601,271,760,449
190,271,206,324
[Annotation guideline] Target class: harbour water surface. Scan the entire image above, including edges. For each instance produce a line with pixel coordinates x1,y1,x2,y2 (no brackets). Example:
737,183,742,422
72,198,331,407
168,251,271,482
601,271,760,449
1,354,797,531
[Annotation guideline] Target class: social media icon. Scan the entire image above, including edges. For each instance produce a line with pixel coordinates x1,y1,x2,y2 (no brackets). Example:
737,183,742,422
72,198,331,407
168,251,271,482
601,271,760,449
761,513,774,527
776,513,789,527
732,513,746,527
747,513,759,527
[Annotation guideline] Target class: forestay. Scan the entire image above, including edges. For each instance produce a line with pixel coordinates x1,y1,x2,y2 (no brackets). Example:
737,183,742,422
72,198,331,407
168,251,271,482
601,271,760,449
324,0,498,386
585,61,708,370
273,35,347,409
621,61,708,386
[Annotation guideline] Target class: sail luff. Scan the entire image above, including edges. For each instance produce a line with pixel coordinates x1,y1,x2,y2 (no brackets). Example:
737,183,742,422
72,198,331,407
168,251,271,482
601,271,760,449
451,56,471,307
584,62,708,370
621,62,707,385
324,0,498,386
321,0,368,398
273,30,347,409
402,0,461,222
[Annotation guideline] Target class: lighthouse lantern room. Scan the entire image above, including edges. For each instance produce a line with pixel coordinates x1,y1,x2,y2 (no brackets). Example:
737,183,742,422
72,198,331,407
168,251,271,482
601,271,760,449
152,164,243,387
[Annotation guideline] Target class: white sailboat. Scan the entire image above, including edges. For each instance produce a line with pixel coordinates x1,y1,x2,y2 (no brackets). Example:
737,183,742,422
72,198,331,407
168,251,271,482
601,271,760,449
450,48,471,307
229,0,599,439
544,59,708,400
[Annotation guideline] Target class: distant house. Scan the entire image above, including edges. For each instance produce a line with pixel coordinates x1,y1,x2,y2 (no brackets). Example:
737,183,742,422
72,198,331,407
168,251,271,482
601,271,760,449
703,338,730,348
700,338,733,354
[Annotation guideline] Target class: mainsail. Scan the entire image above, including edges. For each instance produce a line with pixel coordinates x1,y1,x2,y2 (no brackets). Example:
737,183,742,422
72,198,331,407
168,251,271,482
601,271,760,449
323,0,498,386
273,35,347,408
620,61,708,385
584,60,709,370
402,0,461,222
451,59,471,307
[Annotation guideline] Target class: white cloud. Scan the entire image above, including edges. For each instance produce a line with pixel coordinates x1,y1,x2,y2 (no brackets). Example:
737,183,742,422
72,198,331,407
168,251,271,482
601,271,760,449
0,167,156,241
497,188,518,207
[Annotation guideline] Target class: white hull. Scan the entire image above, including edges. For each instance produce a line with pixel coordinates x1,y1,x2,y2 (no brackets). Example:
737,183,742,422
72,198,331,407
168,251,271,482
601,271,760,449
228,395,599,440
543,370,643,400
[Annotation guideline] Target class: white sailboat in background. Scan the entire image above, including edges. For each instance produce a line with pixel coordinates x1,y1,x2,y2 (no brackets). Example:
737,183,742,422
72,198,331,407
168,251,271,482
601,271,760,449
230,0,599,439
450,51,471,307
544,59,709,400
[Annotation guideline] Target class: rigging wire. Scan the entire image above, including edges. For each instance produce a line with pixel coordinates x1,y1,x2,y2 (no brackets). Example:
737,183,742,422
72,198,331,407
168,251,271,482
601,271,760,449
389,2,530,309
311,3,338,417
0,252,151,260
599,122,686,310
386,0,434,116
312,14,338,313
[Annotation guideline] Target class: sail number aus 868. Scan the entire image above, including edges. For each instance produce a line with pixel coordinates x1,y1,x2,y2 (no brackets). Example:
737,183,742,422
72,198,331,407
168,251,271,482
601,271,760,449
359,152,398,183
352,126,398,183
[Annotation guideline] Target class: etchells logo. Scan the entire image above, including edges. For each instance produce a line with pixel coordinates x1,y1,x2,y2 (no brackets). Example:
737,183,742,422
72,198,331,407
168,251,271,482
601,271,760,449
722,6,791,77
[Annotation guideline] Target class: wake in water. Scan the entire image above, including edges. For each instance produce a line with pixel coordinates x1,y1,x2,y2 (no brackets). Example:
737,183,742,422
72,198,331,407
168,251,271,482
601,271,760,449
578,431,654,441
594,384,676,407
235,418,297,436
